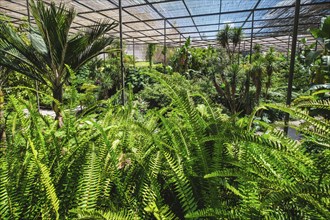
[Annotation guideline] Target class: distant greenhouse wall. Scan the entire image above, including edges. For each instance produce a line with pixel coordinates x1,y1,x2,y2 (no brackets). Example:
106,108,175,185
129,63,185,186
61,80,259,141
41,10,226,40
126,44,147,62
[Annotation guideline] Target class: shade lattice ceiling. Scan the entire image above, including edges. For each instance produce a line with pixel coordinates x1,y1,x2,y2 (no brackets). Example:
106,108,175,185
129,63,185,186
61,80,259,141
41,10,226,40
1,0,330,51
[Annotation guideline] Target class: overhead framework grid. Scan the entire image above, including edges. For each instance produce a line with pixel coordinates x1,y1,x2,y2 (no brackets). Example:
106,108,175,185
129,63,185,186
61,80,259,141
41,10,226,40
1,0,330,53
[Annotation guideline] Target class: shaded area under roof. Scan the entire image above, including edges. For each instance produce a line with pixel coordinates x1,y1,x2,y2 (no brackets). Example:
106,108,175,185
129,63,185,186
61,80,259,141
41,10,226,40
1,0,330,52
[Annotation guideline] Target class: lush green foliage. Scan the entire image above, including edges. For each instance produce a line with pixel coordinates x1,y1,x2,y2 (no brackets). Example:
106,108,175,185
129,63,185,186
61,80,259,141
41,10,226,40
1,71,329,219
0,2,329,219
146,44,157,69
0,0,116,125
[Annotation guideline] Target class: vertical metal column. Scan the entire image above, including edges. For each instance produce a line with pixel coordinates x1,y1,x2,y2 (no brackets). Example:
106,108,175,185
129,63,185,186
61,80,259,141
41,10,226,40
26,0,40,112
315,39,318,51
284,0,301,134
180,35,182,47
164,19,167,73
245,11,254,114
218,0,222,31
133,38,135,69
119,0,125,105
26,0,30,24
249,11,255,64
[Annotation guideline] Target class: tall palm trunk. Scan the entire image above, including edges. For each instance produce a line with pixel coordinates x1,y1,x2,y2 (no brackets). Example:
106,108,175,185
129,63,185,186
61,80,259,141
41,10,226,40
245,72,251,114
52,85,63,127
265,73,272,99
254,77,262,105
0,1,117,128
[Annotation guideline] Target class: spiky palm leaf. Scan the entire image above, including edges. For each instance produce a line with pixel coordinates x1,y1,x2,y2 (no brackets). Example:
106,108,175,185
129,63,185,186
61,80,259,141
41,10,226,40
0,0,117,123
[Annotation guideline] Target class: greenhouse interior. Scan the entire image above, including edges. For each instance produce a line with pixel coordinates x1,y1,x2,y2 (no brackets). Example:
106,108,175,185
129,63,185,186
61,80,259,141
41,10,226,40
0,0,330,219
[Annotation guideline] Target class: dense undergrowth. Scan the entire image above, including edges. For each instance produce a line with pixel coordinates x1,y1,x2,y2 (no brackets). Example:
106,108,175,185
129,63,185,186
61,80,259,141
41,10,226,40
0,1,330,219
1,72,329,219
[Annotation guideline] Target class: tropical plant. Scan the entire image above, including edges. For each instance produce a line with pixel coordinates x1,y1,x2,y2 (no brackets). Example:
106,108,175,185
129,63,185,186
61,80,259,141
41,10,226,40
146,43,157,69
213,63,246,113
306,16,330,85
250,60,266,105
0,72,330,219
264,47,278,98
217,24,243,63
0,0,117,126
171,37,192,74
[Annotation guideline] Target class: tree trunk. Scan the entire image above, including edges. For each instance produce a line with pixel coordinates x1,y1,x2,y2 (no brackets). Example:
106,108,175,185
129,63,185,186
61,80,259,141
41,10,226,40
0,87,6,149
213,76,235,114
255,78,262,105
52,85,64,127
245,71,251,114
265,74,271,100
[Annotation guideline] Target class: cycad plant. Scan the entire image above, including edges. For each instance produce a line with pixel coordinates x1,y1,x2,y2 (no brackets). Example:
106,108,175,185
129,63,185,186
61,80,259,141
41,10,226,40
217,24,243,62
250,59,266,105
0,0,117,126
264,47,278,98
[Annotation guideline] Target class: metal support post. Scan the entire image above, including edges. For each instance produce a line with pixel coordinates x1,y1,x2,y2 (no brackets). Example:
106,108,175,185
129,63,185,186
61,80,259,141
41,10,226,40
218,0,222,30
315,39,318,51
133,38,135,69
249,11,254,64
164,19,167,73
245,11,254,114
284,0,301,134
119,0,125,105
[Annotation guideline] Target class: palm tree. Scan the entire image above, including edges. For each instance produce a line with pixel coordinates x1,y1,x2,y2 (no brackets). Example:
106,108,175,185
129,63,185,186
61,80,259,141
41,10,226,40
0,0,117,126
217,25,243,63
232,27,243,56
264,47,277,99
217,24,231,50
250,60,266,105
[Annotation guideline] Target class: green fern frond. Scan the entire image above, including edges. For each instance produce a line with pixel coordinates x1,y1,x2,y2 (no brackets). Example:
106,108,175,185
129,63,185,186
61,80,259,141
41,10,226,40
72,208,135,220
185,208,239,219
163,151,197,214
76,143,101,210
0,159,20,219
265,103,330,136
146,71,211,174
236,132,301,153
297,194,330,219
295,99,330,110
28,138,60,219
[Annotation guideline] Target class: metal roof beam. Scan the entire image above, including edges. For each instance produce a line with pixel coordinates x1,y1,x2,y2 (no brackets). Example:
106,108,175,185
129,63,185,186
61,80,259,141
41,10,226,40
122,2,329,25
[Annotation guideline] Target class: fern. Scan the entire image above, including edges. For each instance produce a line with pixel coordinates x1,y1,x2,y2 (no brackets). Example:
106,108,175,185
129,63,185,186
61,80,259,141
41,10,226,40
185,208,239,219
0,159,20,219
72,208,135,220
163,151,197,214
76,143,101,210
28,138,60,219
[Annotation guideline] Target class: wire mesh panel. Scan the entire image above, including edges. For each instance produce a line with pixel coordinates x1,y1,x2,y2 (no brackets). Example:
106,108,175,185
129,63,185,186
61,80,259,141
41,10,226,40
0,0,330,51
